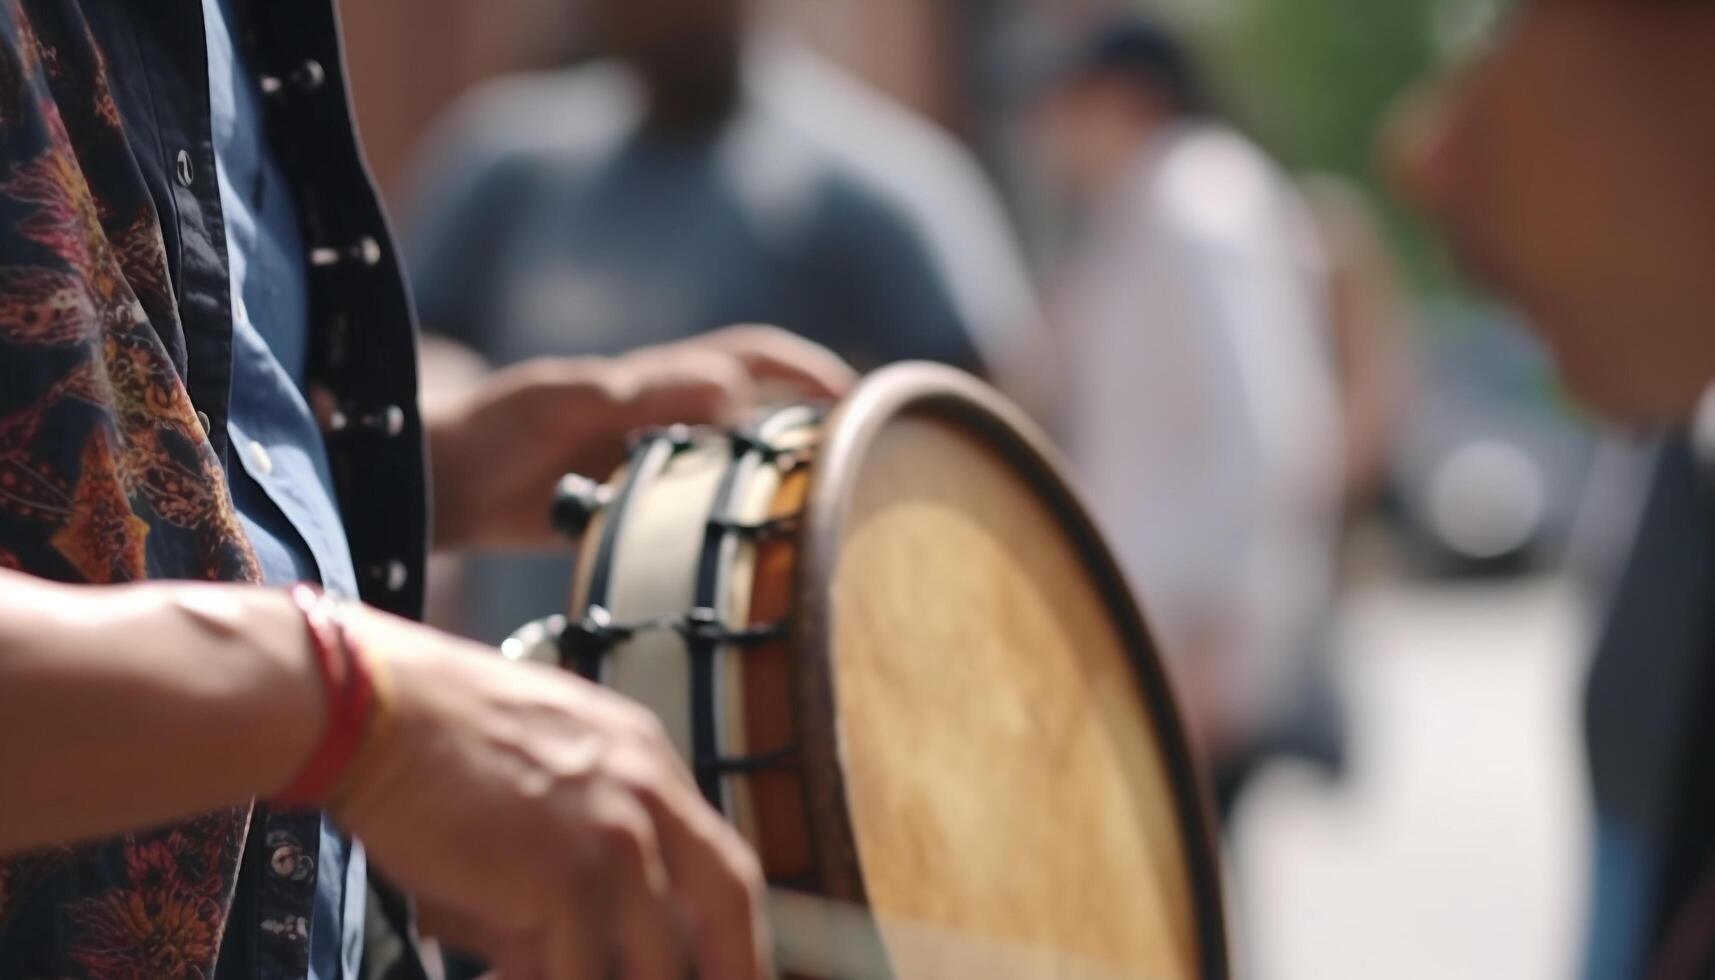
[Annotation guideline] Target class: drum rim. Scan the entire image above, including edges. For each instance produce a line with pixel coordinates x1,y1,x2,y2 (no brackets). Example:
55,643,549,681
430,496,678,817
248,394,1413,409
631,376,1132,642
793,361,1231,979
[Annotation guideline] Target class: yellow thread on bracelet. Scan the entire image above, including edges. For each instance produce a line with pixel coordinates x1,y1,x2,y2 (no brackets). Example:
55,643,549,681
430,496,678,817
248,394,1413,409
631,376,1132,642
324,601,396,816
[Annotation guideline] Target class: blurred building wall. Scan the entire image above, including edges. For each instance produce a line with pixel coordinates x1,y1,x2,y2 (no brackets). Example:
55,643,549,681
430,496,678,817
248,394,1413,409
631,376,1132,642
337,0,534,203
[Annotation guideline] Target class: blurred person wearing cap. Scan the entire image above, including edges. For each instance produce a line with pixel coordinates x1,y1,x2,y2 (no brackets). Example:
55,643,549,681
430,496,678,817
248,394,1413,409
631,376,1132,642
1031,15,1346,810
401,0,1050,643
1392,2,1715,977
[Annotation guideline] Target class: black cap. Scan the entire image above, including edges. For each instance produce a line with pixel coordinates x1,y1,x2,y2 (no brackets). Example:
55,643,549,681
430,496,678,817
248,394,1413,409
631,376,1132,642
1053,15,1209,117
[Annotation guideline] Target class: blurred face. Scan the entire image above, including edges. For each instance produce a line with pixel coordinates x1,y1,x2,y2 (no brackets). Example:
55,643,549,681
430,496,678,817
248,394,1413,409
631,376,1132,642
1397,1,1715,424
1035,75,1168,197
580,0,745,82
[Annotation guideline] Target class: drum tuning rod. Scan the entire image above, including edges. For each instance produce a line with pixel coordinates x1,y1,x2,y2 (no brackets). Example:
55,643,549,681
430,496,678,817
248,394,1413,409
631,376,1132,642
676,609,787,648
562,607,786,657
727,430,815,472
694,745,799,777
727,428,799,462
705,514,803,541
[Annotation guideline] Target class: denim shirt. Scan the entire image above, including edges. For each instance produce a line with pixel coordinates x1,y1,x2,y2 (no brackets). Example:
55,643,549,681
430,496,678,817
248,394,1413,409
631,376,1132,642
203,0,366,976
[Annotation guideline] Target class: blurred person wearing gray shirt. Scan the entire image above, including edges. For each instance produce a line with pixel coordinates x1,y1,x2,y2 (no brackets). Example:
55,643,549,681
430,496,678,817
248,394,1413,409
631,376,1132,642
401,0,1047,642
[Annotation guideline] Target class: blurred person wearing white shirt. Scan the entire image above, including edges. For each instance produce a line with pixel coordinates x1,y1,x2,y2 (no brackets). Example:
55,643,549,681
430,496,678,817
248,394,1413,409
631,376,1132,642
1034,17,1345,808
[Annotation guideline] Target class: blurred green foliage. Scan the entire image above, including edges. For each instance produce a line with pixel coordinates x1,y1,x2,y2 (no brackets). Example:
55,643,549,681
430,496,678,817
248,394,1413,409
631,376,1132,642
1209,0,1437,178
1178,0,1490,295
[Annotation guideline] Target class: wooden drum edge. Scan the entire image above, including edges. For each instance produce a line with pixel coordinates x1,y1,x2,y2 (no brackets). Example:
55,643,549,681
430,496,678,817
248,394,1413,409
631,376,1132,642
791,362,1232,980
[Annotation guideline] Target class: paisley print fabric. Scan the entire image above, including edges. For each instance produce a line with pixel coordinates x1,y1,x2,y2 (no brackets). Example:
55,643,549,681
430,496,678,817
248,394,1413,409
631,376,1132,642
0,4,260,977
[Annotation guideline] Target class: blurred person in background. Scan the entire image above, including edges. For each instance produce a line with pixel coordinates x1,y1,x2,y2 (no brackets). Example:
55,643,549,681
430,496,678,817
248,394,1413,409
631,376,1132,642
401,0,1049,642
1392,2,1715,976
1300,174,1412,515
1030,15,1346,814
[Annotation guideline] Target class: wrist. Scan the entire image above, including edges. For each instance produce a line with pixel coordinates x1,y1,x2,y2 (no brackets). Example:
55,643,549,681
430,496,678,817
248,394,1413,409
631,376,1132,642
314,606,466,833
269,586,393,810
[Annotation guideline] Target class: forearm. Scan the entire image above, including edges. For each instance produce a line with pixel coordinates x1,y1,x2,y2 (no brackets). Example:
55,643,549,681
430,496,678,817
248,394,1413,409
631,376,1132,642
0,571,322,852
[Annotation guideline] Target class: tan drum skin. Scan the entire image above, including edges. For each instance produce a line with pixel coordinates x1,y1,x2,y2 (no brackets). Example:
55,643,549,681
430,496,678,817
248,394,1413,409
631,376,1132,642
822,415,1196,977
507,364,1228,980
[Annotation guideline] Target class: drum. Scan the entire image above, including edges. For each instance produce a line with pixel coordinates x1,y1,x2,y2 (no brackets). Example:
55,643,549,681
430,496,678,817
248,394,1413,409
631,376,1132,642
505,364,1227,979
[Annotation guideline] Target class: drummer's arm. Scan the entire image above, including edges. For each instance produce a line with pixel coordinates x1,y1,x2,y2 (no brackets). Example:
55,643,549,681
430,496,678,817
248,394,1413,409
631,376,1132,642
0,567,774,975
0,569,323,852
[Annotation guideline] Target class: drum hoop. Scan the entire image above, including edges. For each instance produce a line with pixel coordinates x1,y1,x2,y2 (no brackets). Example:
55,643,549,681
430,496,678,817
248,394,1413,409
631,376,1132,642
690,407,823,807
565,431,685,679
793,362,1231,979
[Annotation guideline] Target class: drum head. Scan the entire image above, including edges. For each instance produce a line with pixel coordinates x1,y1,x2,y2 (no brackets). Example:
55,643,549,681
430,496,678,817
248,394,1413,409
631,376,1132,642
796,365,1226,979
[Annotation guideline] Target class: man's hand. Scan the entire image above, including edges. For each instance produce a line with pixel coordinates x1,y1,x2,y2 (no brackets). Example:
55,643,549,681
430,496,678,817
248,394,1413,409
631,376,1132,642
0,569,766,979
427,326,856,552
336,604,769,979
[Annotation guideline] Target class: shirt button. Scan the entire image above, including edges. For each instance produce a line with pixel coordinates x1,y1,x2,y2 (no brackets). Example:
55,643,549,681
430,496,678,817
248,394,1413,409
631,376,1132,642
293,58,327,92
328,403,406,437
248,440,274,477
309,235,382,269
374,404,405,436
174,149,194,188
269,841,312,880
195,410,212,435
369,560,408,593
354,235,382,266
260,58,326,98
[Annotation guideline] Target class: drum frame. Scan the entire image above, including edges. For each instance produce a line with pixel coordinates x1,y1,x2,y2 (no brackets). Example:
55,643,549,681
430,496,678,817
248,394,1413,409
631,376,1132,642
794,363,1231,979
559,416,819,807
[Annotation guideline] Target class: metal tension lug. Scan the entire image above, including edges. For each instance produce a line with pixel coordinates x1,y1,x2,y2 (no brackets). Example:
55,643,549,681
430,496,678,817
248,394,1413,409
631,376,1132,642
629,424,701,454
559,605,631,662
551,473,613,539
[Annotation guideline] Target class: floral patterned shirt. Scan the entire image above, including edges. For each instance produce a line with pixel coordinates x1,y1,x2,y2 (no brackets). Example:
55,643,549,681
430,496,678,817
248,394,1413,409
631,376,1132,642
0,2,428,977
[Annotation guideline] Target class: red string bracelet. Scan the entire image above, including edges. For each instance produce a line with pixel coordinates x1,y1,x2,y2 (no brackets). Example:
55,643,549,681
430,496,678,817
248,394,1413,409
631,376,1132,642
271,584,382,810
325,599,393,813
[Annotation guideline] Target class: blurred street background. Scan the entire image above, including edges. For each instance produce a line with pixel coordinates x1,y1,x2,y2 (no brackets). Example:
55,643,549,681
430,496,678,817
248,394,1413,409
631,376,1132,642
337,0,1633,974
1233,574,1591,980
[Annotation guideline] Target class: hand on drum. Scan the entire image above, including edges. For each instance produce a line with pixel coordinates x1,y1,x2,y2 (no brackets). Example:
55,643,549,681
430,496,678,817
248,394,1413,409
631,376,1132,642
330,602,771,980
427,325,858,552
